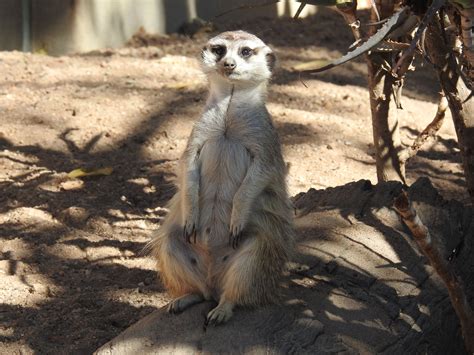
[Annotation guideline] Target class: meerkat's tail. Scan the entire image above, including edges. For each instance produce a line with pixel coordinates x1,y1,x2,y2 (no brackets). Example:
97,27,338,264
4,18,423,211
153,227,210,298
147,195,211,298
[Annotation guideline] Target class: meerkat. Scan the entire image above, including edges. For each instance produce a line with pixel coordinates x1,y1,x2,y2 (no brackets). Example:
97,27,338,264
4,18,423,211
149,30,294,326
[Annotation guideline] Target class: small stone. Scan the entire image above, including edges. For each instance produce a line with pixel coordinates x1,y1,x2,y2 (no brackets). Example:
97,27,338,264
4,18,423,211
326,144,333,150
60,206,90,226
60,179,84,191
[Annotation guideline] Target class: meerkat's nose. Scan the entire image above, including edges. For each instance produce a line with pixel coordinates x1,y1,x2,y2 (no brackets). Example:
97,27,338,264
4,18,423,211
223,58,236,70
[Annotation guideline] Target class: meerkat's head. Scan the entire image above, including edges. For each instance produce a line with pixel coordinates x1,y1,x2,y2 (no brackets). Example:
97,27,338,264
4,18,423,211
201,31,276,85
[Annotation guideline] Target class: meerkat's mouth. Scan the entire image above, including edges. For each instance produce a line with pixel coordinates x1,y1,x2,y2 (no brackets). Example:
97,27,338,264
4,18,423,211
220,68,236,76
219,68,241,80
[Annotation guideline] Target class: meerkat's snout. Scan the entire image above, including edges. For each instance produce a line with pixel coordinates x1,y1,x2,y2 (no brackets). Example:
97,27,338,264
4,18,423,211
222,58,236,75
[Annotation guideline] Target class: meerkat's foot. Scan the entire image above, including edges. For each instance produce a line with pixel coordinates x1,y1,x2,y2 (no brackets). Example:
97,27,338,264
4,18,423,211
204,301,234,327
167,294,204,314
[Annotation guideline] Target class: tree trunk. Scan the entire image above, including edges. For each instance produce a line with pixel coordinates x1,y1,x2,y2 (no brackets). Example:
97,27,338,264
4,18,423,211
366,2,406,183
425,19,474,205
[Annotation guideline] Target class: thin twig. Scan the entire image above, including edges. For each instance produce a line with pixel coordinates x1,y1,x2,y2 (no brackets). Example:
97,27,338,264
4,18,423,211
400,94,448,164
336,0,361,41
392,0,445,77
363,18,388,27
393,191,474,354
370,0,380,22
294,3,306,19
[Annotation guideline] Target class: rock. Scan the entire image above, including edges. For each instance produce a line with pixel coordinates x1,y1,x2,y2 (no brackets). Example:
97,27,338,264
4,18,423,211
60,179,84,191
95,179,473,355
59,206,90,226
95,302,344,355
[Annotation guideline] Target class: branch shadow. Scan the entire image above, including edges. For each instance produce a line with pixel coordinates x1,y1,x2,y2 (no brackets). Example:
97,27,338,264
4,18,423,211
292,179,472,354
0,76,204,352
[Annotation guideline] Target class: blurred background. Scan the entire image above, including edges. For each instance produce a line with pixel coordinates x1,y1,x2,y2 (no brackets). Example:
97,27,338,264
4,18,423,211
0,0,371,55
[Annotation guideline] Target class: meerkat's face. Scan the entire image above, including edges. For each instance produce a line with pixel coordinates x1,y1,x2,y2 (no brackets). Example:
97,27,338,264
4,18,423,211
201,31,276,84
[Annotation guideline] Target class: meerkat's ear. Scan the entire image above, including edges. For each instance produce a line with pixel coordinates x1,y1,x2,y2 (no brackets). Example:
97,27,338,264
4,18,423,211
266,50,276,73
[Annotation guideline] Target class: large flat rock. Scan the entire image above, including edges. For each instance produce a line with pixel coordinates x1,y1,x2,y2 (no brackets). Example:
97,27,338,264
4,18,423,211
96,178,473,354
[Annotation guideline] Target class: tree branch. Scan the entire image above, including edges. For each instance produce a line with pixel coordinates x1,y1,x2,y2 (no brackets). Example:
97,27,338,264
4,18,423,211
425,15,474,204
400,94,448,164
393,191,474,354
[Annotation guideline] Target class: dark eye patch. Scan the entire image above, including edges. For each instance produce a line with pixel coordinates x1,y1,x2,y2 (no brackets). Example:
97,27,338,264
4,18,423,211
211,45,226,59
240,47,253,58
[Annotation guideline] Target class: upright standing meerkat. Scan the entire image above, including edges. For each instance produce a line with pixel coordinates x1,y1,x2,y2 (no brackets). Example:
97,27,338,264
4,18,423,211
150,30,294,326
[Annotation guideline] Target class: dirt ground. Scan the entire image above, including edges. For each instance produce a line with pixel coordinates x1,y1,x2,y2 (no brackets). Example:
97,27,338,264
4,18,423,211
0,9,470,354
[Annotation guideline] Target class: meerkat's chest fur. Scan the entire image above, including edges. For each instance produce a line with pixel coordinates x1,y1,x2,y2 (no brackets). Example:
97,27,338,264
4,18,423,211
200,88,268,144
193,86,271,248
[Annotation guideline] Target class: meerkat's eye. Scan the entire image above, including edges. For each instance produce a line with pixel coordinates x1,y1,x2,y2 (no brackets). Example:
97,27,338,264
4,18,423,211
240,47,253,58
211,45,226,58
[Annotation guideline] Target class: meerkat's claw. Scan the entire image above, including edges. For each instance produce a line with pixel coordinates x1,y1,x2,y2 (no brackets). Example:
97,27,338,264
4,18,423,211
228,231,242,249
183,231,187,243
205,302,234,327
183,223,197,243
167,294,204,314
229,221,244,248
234,232,242,249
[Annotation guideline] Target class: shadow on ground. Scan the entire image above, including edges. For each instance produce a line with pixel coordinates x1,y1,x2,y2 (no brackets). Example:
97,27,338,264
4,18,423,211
95,179,473,354
0,80,207,352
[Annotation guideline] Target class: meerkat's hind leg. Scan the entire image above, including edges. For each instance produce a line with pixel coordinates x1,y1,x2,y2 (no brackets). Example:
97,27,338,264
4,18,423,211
167,293,206,314
204,300,234,327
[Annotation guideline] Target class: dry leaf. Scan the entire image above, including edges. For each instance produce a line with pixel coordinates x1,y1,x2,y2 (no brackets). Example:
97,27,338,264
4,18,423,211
164,81,200,90
67,167,113,179
292,59,331,71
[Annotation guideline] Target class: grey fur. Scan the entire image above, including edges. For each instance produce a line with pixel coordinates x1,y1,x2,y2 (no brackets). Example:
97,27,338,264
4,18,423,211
149,30,295,325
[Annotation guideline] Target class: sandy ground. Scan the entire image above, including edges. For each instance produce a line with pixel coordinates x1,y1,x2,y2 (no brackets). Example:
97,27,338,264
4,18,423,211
0,9,469,354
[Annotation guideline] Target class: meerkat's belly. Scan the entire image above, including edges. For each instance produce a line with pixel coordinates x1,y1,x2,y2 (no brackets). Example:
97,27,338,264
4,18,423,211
198,136,251,247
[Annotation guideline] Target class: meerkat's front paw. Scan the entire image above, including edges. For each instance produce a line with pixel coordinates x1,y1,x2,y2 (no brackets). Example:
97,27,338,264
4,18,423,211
229,211,247,249
204,301,234,328
183,207,199,243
